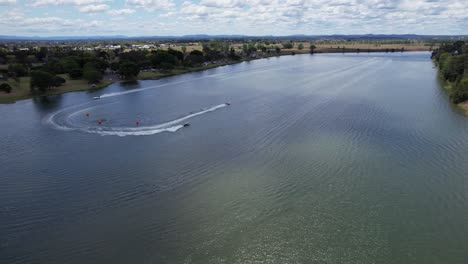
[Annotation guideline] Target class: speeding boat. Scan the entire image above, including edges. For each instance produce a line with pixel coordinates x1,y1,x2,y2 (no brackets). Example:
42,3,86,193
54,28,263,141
183,123,190,127
93,96,101,100
226,102,231,106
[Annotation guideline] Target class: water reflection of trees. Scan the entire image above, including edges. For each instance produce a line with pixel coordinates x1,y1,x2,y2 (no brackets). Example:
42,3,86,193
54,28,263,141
32,94,63,112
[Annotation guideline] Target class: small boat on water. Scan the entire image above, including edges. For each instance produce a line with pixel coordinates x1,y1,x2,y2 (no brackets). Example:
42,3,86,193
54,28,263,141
183,123,190,127
93,96,101,100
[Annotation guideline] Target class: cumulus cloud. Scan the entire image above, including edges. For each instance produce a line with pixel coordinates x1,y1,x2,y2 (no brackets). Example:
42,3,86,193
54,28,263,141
29,0,109,6
78,4,109,12
0,0,16,5
108,8,135,15
126,0,174,11
0,10,81,27
3,0,468,35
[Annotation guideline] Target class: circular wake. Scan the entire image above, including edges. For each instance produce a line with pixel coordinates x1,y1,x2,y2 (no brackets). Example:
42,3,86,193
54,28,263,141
45,103,229,137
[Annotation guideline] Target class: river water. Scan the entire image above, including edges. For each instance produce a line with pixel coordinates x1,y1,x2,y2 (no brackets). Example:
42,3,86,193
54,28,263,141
1,52,468,264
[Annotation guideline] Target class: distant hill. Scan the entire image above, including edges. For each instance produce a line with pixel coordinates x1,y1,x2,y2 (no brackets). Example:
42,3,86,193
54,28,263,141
0,34,467,41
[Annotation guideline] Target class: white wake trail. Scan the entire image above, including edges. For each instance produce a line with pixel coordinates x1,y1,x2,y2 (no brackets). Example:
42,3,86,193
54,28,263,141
46,103,229,137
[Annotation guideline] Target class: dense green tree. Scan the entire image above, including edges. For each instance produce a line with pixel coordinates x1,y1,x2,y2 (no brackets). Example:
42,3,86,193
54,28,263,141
42,60,64,74
241,43,256,56
282,42,293,49
202,42,211,54
36,47,48,62
204,49,224,61
0,49,6,61
450,78,468,104
69,68,83,79
433,42,468,104
110,61,119,72
453,41,465,54
119,50,149,65
83,56,108,72
185,53,204,65
228,47,241,60
190,50,204,57
256,43,265,52
310,44,316,54
438,52,450,67
0,83,12,93
150,51,178,68
51,76,66,87
82,62,102,83
8,63,27,77
168,48,184,61
59,57,80,74
14,50,28,64
118,61,140,80
97,50,109,59
298,43,304,50
242,43,248,55
30,70,53,92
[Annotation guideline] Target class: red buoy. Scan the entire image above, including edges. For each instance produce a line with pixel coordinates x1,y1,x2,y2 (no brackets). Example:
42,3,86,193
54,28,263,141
98,119,102,125
136,119,140,126
86,112,90,117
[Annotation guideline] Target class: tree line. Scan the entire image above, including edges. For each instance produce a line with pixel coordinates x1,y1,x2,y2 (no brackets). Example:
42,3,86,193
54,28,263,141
0,42,248,93
432,41,468,104
1,40,322,95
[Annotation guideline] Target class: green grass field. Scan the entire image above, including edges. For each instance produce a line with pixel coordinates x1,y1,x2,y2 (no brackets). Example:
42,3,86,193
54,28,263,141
137,63,236,80
0,75,112,103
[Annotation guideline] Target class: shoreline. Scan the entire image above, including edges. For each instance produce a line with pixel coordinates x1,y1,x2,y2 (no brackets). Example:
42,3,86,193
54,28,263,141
0,81,112,104
0,49,430,104
440,80,468,116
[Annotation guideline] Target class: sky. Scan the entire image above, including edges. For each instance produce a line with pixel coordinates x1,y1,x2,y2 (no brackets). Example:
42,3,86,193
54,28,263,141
0,0,467,37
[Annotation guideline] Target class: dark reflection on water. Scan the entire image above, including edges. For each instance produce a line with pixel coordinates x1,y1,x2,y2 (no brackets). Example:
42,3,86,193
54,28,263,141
32,95,64,111
1,52,468,264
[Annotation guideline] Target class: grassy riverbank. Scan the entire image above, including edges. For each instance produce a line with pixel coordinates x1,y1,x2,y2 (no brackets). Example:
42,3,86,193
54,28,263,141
0,56,276,103
440,80,468,115
0,75,112,104
431,41,468,115
0,49,428,104
137,60,246,80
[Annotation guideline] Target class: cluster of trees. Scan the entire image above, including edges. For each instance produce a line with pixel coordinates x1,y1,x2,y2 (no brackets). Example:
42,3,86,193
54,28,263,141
0,47,48,66
0,40,321,95
38,51,108,83
30,71,66,92
432,41,468,103
0,83,12,93
111,42,243,78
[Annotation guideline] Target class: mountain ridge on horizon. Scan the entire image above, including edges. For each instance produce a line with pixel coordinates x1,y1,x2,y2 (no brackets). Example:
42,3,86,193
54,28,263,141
1,34,467,41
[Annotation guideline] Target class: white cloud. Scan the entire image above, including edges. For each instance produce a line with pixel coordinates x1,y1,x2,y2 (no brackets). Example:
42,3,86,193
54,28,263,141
0,10,82,27
3,0,468,35
73,0,109,5
78,4,109,12
126,0,174,11
30,0,109,6
0,0,16,5
108,8,135,15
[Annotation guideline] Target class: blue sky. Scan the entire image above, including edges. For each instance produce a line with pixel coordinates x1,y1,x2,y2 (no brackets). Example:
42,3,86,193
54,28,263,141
0,0,467,36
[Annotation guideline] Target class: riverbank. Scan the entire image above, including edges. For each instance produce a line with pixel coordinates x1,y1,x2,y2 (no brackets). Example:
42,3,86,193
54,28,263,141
0,75,112,104
0,56,280,103
431,42,468,116
0,49,427,104
441,82,468,116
